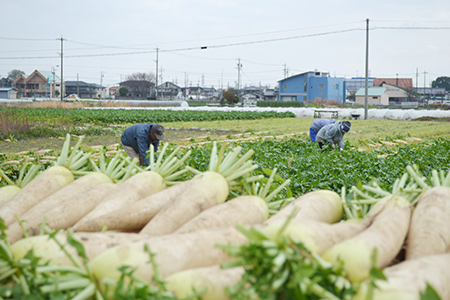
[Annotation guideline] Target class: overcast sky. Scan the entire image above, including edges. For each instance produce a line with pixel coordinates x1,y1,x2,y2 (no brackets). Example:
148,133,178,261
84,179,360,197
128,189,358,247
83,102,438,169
1,0,449,89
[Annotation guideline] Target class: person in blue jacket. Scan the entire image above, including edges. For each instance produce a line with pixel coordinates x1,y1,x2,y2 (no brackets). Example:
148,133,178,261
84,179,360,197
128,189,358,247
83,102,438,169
316,120,351,151
309,118,335,142
121,123,165,166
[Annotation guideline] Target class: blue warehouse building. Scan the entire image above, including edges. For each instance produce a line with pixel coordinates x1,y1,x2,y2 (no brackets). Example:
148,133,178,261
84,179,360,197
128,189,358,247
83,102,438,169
278,71,345,104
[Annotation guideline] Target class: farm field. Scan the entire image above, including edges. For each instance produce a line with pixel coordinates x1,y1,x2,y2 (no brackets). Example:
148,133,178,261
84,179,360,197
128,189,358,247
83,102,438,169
1,104,450,299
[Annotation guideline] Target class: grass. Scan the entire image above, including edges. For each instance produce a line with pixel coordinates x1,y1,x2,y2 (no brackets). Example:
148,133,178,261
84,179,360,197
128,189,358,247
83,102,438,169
1,101,450,160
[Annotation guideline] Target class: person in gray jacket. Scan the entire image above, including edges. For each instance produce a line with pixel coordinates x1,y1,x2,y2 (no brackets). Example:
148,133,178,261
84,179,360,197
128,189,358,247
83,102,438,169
121,123,165,166
316,120,351,151
309,118,335,142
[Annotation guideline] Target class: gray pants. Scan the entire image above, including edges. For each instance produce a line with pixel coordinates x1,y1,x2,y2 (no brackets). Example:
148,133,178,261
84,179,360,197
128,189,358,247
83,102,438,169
122,144,145,166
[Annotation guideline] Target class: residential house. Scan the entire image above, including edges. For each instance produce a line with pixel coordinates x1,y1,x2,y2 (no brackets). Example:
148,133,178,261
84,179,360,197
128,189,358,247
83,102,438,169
278,71,345,103
344,77,375,95
119,80,155,99
355,83,417,107
355,86,388,106
263,87,278,100
374,78,413,90
12,70,62,98
0,88,17,99
157,81,182,100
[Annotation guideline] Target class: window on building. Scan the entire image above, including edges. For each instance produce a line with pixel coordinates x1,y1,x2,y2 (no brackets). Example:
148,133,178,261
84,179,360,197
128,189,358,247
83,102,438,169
318,84,324,89
282,84,287,89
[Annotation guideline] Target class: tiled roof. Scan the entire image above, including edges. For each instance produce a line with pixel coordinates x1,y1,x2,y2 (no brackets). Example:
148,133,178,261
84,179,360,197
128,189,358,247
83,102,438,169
374,78,413,90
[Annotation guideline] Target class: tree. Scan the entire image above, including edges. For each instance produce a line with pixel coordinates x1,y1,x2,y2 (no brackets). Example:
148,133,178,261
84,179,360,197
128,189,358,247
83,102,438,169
123,72,156,99
7,69,25,81
222,90,239,105
432,76,450,92
119,87,129,97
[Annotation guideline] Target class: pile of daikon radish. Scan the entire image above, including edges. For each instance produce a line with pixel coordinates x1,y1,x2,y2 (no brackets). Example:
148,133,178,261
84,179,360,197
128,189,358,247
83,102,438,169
1,134,449,300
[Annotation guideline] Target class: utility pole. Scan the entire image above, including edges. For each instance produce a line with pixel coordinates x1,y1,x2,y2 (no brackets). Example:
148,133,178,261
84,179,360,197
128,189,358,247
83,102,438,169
155,47,159,100
423,71,428,100
57,36,66,101
237,58,242,100
77,73,79,97
283,64,289,78
100,71,104,99
364,18,369,120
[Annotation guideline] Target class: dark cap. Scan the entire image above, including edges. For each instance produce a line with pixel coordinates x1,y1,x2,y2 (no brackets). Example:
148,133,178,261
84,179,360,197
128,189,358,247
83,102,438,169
341,121,351,133
151,124,165,140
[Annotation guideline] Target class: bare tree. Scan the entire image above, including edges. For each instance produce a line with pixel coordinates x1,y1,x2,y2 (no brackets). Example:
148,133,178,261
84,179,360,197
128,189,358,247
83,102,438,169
124,72,156,99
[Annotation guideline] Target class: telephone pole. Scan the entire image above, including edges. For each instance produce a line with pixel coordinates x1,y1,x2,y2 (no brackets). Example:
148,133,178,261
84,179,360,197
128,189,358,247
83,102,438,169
237,58,242,100
57,36,66,101
155,47,159,100
364,18,369,120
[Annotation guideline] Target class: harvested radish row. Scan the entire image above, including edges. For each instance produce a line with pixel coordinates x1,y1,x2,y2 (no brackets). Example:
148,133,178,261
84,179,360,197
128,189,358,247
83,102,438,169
165,265,244,300
175,195,268,234
6,172,114,243
404,167,450,260
352,253,450,300
264,189,343,225
73,145,191,231
139,142,258,236
322,194,412,283
0,134,91,226
174,168,290,234
261,217,373,255
10,230,151,265
89,227,249,293
0,160,40,207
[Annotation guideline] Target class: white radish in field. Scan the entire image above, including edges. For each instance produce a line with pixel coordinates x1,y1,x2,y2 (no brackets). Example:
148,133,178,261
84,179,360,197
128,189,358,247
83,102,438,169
174,168,290,234
321,194,412,283
261,217,373,255
0,161,40,207
175,195,268,234
73,145,191,232
6,172,114,243
352,253,450,300
138,142,258,236
265,189,343,225
404,167,450,260
165,265,244,300
10,230,151,266
89,227,249,293
0,134,91,226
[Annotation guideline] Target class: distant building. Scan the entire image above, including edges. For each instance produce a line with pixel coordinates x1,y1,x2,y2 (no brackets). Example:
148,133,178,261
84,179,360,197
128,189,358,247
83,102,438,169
374,78,413,91
278,71,345,103
12,70,62,98
344,77,375,95
0,88,17,99
355,83,417,107
0,77,12,88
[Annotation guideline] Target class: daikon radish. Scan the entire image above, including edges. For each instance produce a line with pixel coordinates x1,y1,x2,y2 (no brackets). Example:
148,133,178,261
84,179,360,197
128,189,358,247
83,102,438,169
405,184,450,259
353,253,450,300
89,227,248,292
6,172,113,243
0,134,91,226
261,217,373,255
73,145,191,232
0,160,40,207
265,190,343,225
10,230,150,265
139,143,258,236
175,195,268,234
166,265,244,300
174,169,290,234
322,194,412,283
0,166,74,226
